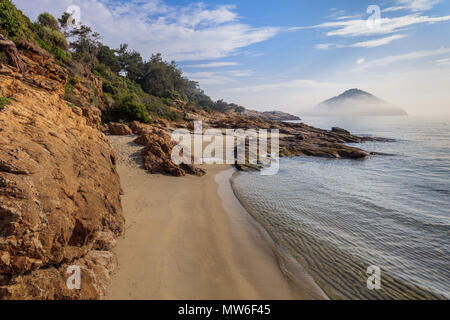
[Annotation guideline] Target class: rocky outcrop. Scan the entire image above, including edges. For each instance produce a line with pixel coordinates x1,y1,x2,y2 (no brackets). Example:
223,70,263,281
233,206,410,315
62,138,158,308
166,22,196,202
131,122,205,177
0,40,124,299
207,115,380,160
108,123,132,136
331,127,350,135
242,109,300,121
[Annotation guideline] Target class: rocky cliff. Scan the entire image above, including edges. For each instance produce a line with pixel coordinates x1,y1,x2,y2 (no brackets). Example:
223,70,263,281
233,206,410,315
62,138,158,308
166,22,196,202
0,40,124,299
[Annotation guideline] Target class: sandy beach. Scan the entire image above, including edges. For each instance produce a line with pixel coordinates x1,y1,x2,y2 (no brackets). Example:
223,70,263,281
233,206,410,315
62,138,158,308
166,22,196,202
107,135,327,300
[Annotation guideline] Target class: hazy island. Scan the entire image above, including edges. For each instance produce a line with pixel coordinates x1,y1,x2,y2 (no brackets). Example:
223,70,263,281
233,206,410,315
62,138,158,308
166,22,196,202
306,88,408,116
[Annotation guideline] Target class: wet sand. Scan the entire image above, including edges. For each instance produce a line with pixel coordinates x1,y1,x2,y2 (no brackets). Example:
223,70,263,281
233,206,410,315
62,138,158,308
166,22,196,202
106,135,327,300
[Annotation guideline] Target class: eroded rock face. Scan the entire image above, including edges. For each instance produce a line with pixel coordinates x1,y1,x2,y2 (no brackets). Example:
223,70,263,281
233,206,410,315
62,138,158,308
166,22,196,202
0,41,124,299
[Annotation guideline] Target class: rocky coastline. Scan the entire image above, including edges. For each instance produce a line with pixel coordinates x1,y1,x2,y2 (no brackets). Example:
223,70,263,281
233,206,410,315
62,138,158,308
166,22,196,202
0,36,386,299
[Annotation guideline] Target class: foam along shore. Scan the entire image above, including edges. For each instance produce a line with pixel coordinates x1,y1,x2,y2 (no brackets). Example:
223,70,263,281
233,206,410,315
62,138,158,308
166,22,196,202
106,135,327,300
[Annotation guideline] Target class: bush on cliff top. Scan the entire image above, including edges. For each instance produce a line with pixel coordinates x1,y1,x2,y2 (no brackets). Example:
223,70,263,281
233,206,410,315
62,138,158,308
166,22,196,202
34,12,71,63
37,12,60,31
0,0,33,39
0,3,72,64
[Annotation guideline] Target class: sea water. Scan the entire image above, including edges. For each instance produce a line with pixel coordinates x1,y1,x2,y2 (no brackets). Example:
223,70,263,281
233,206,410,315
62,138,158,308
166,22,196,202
231,116,450,299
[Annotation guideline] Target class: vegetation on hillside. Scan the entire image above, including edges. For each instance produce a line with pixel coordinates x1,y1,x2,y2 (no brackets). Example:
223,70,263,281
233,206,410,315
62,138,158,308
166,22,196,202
0,0,33,39
0,0,246,123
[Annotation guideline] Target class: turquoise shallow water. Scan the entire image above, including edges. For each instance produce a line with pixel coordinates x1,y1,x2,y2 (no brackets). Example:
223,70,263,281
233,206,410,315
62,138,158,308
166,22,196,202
232,116,450,299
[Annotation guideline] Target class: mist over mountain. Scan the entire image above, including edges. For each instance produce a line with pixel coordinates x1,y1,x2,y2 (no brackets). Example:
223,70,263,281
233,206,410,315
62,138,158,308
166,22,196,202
306,89,407,116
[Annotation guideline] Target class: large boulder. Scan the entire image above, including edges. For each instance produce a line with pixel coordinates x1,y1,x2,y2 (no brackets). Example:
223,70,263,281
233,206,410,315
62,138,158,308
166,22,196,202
108,123,133,136
133,124,205,177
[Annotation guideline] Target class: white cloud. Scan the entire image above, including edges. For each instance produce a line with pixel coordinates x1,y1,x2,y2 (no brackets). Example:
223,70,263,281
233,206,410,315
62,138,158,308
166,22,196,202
383,7,407,13
184,62,241,68
353,47,450,71
183,71,233,85
315,43,331,50
337,14,364,20
184,69,252,85
222,79,335,93
315,34,407,51
434,57,450,66
351,34,408,48
226,70,252,77
13,0,280,61
314,43,343,50
357,58,365,65
384,0,442,12
291,14,450,37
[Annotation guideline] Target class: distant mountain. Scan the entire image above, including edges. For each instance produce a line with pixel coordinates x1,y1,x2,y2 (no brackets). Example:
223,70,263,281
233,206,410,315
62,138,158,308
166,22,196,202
307,89,407,116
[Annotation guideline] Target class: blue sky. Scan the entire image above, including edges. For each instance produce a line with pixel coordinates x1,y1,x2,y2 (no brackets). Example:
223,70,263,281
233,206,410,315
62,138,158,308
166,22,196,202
14,0,450,114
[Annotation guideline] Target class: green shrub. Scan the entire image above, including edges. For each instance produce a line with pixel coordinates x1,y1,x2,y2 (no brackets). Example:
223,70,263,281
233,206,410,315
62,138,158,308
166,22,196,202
161,89,181,100
94,63,114,80
104,95,152,124
0,0,33,39
146,98,182,122
102,81,117,95
161,97,174,106
52,46,72,63
0,96,11,110
37,12,59,31
35,24,68,50
35,25,71,63
43,26,67,49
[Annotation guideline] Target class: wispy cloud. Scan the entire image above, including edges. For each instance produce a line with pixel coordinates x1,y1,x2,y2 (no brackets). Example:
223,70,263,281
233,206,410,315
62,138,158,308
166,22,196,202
316,34,407,50
315,43,345,50
353,47,450,71
434,57,450,66
384,0,442,13
13,0,280,61
336,14,364,20
222,79,334,93
351,34,408,48
291,14,450,37
184,69,252,85
184,62,241,68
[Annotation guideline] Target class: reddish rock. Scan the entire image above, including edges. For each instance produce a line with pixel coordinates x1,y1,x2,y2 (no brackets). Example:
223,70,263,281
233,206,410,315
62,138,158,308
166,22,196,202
133,125,205,177
108,123,133,136
0,40,124,299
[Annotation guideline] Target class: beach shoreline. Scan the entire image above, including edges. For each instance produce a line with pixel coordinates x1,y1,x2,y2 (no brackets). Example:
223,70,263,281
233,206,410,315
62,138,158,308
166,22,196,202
106,135,327,300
